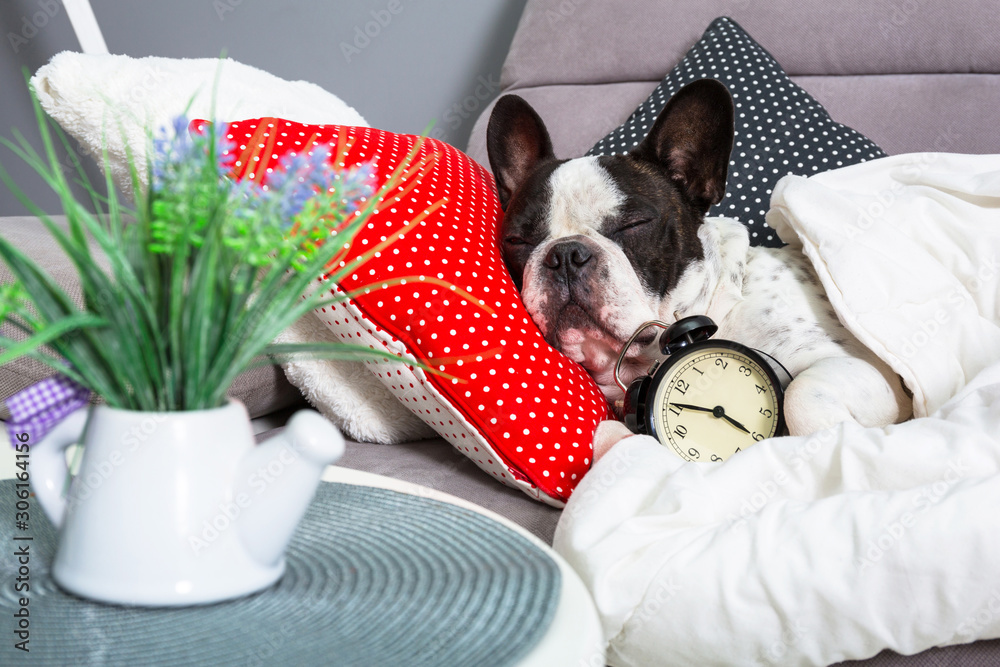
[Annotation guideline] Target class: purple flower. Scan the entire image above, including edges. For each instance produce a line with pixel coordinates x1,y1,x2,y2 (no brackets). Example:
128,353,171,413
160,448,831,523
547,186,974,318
146,115,376,264
151,116,235,191
262,144,374,226
337,163,376,215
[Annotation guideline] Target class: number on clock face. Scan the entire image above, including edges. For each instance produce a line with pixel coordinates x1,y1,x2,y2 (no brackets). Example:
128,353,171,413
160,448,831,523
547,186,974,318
651,347,781,463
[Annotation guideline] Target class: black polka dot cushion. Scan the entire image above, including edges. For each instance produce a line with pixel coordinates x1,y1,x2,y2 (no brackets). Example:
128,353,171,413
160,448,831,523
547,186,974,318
587,16,886,247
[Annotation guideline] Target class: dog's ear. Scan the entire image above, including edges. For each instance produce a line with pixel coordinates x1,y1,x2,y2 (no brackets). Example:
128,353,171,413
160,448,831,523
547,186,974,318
487,95,555,210
633,79,735,213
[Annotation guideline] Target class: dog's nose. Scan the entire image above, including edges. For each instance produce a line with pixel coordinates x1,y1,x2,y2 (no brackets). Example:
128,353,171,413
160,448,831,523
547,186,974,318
543,241,593,280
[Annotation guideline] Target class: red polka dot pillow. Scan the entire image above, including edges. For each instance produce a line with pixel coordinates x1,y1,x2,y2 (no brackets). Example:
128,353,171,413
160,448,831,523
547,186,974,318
204,117,610,506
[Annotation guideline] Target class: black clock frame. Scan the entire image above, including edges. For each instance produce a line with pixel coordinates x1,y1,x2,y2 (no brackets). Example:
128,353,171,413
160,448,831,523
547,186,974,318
623,338,787,447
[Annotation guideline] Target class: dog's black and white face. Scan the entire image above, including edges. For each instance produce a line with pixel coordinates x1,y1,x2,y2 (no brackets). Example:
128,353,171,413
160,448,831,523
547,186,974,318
486,80,735,396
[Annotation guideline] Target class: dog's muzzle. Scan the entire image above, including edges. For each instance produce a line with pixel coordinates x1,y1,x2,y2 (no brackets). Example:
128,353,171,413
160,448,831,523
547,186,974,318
527,237,613,346
536,238,605,326
520,234,660,398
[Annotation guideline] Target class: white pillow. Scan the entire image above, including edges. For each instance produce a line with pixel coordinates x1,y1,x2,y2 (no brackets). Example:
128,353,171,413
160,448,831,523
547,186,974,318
30,52,368,197
29,51,433,444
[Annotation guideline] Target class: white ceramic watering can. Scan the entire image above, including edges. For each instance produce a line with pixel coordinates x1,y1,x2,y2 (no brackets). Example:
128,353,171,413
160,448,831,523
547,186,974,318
30,400,344,606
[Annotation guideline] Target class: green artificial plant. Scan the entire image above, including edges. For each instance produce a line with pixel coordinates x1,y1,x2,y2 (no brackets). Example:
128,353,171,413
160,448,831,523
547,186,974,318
0,89,428,411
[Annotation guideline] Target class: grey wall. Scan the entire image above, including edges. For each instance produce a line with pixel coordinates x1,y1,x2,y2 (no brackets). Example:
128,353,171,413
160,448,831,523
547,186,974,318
0,0,528,215
0,0,105,216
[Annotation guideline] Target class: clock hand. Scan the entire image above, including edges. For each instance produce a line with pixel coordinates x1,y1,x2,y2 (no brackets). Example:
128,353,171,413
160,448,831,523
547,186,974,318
673,401,752,433
721,413,751,434
670,402,715,414
671,402,754,435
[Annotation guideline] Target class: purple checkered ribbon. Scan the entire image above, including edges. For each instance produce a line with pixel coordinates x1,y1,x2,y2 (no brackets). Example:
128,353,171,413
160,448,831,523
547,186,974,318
6,374,91,448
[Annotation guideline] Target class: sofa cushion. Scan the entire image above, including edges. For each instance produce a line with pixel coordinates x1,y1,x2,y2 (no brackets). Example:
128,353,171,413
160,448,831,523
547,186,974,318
500,0,1000,88
587,17,885,246
0,216,304,419
466,0,1000,166
790,73,1000,157
466,74,1000,171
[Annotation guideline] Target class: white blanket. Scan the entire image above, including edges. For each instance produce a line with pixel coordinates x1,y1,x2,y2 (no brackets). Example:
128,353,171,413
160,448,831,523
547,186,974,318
554,153,1000,666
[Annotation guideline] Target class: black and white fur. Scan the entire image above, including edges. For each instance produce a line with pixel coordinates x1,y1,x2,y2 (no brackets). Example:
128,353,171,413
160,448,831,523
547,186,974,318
486,79,911,436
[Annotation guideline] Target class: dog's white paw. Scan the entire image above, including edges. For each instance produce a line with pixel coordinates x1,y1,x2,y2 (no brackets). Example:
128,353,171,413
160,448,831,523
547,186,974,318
592,420,635,462
783,356,912,437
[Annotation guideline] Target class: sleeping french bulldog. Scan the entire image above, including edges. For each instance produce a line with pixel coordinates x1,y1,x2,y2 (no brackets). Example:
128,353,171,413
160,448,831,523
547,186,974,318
485,79,911,446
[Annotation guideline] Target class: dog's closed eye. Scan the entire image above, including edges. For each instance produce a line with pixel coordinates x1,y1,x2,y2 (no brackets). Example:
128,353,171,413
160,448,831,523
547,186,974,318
613,217,653,234
611,201,660,236
503,235,535,247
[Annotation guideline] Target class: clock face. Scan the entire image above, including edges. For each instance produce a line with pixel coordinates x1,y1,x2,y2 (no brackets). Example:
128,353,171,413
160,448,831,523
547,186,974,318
649,343,783,462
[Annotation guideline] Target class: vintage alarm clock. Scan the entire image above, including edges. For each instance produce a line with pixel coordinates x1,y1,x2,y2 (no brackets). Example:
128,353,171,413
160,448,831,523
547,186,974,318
613,316,792,462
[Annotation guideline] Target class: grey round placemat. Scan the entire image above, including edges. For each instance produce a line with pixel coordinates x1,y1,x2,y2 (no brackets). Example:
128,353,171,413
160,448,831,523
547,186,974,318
0,480,560,666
